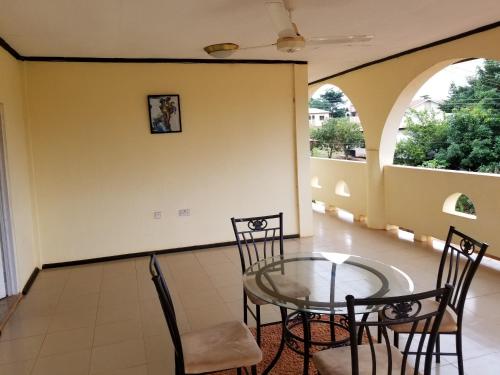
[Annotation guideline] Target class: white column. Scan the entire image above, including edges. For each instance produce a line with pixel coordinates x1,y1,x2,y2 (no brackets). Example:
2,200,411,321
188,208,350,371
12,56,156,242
293,64,313,236
365,149,387,229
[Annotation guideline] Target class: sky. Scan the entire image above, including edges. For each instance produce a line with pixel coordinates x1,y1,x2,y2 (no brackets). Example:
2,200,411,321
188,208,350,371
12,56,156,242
311,59,484,105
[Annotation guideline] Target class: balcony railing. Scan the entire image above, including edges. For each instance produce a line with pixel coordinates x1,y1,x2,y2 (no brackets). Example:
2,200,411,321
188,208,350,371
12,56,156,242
311,157,500,258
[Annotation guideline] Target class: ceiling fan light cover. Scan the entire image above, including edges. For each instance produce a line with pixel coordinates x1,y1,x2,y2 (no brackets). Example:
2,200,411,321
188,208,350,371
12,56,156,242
203,43,239,58
276,36,305,53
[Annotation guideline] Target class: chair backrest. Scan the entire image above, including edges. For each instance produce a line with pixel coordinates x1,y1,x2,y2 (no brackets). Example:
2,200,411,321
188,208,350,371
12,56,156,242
149,254,185,375
231,213,284,273
346,286,453,375
436,226,488,321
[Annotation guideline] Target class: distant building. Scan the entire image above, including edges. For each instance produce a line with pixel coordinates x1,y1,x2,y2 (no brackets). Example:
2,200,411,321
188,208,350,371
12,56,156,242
346,104,361,124
401,97,444,128
398,97,445,142
308,108,330,127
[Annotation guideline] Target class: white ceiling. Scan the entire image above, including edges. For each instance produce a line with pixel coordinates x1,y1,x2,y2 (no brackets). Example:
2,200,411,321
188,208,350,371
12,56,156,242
0,0,498,82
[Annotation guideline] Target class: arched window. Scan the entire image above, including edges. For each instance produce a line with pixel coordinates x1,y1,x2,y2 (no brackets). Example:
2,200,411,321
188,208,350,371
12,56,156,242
335,180,351,197
443,192,477,219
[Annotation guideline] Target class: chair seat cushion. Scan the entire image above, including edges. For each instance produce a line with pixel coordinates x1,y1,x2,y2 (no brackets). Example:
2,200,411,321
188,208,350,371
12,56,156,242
313,343,416,375
181,320,262,374
246,274,311,305
388,300,458,333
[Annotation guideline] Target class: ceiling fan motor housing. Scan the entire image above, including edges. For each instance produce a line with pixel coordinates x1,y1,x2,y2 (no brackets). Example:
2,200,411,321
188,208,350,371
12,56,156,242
277,36,305,53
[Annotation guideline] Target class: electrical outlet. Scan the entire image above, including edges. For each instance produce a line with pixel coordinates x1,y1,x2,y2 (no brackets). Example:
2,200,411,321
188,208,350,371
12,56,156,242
178,208,190,217
153,211,162,219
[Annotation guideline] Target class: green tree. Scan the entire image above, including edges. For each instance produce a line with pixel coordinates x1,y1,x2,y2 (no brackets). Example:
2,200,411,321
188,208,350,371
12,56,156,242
440,60,500,117
309,89,348,118
395,59,499,174
443,106,498,172
394,109,449,167
311,118,364,159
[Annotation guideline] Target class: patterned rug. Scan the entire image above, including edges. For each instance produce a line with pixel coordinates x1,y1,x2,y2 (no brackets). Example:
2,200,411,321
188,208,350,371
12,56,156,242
217,315,352,375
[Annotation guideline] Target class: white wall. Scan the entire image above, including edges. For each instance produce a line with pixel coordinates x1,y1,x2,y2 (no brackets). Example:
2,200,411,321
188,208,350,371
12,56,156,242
26,62,308,265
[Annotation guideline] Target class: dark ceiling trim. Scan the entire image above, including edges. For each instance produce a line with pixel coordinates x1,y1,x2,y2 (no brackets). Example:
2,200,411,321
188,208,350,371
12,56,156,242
0,36,306,65
21,56,307,64
0,36,24,60
309,21,500,85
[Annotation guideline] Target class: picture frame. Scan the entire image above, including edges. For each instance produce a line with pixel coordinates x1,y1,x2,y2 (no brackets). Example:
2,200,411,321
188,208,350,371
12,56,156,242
147,94,182,134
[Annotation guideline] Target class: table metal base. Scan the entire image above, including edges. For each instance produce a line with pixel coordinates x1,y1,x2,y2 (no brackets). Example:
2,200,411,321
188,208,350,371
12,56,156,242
263,310,350,375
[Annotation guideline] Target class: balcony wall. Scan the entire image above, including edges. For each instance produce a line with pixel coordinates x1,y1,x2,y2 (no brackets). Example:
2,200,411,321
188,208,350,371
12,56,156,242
310,158,367,220
311,157,500,257
385,165,500,256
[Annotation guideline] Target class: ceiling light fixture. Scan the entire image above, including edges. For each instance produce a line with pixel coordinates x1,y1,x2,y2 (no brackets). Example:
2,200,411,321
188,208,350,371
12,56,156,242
203,43,240,58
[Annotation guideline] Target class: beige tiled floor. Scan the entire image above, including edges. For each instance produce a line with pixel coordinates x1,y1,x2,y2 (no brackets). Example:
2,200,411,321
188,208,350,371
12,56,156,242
0,211,499,374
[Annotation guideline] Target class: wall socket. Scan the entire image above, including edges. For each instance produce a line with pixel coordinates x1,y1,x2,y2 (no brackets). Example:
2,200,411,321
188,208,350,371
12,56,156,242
153,211,162,219
178,208,190,217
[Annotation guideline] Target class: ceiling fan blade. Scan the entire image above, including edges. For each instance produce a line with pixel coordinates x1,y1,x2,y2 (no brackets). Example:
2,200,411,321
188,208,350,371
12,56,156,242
307,35,374,45
264,0,297,38
239,43,276,51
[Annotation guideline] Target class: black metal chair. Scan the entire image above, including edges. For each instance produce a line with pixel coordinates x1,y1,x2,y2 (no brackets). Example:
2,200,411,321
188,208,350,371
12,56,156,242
314,285,453,375
391,226,488,375
231,212,310,346
149,254,262,375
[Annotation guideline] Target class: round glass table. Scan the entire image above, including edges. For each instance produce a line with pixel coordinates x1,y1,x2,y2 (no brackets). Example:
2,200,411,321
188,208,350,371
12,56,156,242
242,252,414,374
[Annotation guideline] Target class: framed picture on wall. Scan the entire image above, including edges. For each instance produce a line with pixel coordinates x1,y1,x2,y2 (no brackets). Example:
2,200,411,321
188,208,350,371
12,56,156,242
147,94,182,134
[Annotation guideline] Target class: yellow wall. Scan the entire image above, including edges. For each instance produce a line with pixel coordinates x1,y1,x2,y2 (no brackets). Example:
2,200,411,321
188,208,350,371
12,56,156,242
26,62,307,264
385,166,500,254
310,158,367,220
0,49,39,288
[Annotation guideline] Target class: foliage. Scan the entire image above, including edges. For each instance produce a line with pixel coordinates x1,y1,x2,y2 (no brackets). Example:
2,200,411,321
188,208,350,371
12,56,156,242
395,60,499,174
440,60,500,116
309,89,348,118
394,109,449,166
443,106,498,172
455,194,476,215
310,118,364,159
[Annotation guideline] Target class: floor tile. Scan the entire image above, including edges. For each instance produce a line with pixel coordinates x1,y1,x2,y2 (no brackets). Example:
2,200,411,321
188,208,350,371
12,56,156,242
91,364,149,375
90,338,147,373
0,335,44,365
48,308,97,333
0,360,34,375
32,349,91,375
96,301,140,325
39,327,94,357
93,318,143,347
0,315,51,341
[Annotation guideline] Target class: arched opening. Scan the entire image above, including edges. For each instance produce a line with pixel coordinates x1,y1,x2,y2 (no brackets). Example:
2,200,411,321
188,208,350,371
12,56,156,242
311,176,322,188
309,84,365,160
335,180,351,197
443,192,477,219
385,58,499,174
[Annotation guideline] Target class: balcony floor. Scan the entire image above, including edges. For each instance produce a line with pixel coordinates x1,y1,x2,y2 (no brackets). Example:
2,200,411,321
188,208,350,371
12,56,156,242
1,212,499,374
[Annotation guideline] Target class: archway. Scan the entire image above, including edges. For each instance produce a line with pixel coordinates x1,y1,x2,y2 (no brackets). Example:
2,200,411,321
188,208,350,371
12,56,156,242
381,58,499,174
309,84,365,160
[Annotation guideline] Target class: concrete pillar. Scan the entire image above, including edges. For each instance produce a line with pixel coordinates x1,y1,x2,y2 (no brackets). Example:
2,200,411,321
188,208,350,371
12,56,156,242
365,149,387,229
293,64,313,237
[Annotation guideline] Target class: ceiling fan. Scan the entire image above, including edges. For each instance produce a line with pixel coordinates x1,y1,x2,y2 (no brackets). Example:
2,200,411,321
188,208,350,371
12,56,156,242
203,0,373,58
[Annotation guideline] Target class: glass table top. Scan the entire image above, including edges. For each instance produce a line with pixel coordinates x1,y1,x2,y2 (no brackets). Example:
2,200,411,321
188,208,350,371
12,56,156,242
242,252,414,314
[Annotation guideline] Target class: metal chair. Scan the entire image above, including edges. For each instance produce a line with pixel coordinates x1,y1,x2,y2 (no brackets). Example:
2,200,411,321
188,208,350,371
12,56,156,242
392,226,488,375
149,254,262,375
314,285,453,375
231,212,310,346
